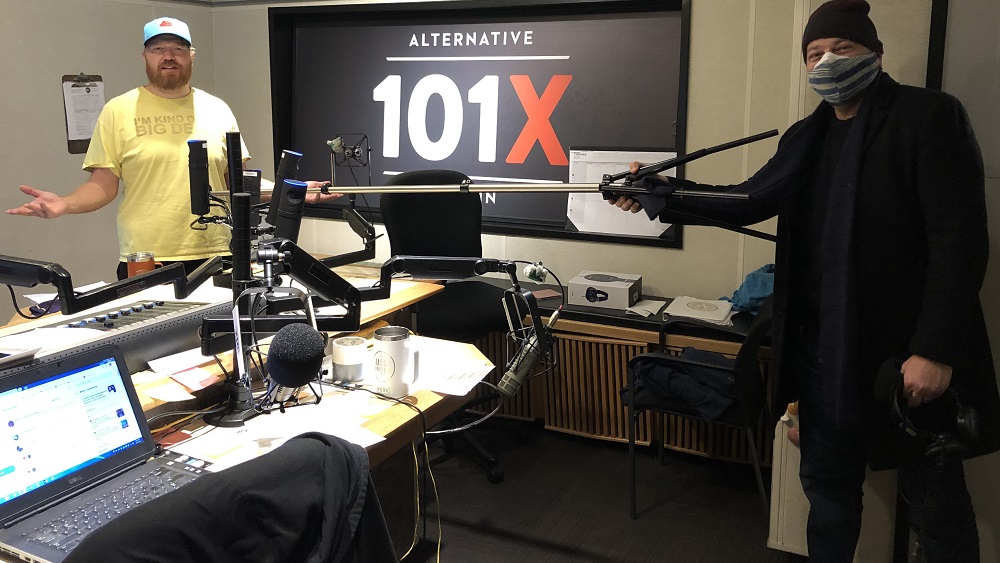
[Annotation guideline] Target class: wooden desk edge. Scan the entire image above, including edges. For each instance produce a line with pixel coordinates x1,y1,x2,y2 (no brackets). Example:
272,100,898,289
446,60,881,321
362,390,469,466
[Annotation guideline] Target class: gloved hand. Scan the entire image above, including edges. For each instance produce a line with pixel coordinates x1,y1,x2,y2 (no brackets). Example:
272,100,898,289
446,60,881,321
635,174,676,198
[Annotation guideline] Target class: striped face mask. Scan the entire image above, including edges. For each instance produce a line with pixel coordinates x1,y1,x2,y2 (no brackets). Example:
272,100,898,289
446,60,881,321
808,51,881,105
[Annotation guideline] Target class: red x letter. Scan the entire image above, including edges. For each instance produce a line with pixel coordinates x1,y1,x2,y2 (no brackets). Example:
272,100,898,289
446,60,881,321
506,75,572,165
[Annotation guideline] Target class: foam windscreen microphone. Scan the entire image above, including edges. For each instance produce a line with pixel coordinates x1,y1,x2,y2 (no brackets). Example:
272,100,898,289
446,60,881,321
266,149,303,226
266,323,326,389
188,140,210,216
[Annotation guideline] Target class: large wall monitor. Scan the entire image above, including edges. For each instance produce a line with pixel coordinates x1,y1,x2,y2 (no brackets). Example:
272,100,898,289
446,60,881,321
269,0,688,247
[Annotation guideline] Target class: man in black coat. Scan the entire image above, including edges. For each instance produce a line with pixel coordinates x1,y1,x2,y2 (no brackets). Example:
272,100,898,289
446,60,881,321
611,1,998,561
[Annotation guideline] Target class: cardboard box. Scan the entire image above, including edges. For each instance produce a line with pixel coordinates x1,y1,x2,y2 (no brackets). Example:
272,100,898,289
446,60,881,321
568,271,642,310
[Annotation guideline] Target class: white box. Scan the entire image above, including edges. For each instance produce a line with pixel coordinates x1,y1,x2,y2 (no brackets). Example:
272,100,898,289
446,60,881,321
567,271,641,310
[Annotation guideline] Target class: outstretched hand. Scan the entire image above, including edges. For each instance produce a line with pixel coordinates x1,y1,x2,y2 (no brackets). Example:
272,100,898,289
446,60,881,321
303,181,343,204
6,185,69,219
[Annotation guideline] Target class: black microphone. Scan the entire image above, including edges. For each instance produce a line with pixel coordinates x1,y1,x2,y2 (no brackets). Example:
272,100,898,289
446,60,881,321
188,140,210,216
266,149,303,226
273,180,308,244
266,323,326,389
497,308,560,397
242,169,262,228
226,131,244,196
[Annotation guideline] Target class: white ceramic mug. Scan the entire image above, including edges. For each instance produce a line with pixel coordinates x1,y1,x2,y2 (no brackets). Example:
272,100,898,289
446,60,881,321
372,326,414,398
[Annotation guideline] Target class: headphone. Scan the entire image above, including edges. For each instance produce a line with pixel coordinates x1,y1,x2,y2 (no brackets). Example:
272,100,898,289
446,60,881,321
585,287,608,302
878,359,979,460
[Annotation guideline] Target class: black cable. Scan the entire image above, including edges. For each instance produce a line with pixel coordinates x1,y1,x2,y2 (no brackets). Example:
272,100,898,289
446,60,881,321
212,354,231,381
6,284,57,319
330,382,428,440
146,404,228,426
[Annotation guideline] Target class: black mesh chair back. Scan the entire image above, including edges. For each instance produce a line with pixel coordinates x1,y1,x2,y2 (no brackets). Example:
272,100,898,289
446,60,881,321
382,170,482,257
379,169,509,341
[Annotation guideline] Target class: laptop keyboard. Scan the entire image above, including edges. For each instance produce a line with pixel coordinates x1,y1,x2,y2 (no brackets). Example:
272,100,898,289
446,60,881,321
22,465,199,553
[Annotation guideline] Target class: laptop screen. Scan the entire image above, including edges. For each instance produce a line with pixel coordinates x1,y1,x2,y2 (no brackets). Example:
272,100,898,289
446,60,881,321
0,347,153,523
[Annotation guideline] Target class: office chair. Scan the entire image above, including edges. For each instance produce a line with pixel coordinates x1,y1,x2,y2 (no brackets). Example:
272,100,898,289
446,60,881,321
623,296,774,519
381,170,513,483
64,432,397,563
381,169,510,340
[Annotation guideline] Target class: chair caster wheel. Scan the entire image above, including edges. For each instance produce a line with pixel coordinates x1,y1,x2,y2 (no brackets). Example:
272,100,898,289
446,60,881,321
487,468,504,484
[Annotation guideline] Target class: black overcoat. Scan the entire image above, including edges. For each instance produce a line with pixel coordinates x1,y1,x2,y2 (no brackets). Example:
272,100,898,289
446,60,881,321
645,73,999,469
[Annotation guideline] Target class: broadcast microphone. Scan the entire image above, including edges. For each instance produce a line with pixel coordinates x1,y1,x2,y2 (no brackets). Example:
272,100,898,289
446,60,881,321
266,322,326,391
497,307,561,397
266,149,303,226
273,180,308,243
188,140,210,216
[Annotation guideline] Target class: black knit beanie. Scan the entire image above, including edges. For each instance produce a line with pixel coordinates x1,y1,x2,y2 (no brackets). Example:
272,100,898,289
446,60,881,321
801,0,883,61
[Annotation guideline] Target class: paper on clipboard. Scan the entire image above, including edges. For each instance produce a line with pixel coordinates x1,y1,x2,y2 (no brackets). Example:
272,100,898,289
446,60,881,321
62,80,104,141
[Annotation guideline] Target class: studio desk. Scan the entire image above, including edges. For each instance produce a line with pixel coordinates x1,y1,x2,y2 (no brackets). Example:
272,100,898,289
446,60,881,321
0,268,475,464
0,270,472,559
464,280,776,468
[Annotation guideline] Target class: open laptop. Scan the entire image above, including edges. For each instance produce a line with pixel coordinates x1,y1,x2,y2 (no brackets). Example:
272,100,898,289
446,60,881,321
0,345,208,563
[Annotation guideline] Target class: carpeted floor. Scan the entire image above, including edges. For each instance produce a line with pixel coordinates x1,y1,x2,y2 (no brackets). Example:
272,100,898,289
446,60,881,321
405,424,808,563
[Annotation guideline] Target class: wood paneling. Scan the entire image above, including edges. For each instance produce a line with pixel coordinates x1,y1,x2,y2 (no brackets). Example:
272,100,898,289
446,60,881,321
469,322,775,467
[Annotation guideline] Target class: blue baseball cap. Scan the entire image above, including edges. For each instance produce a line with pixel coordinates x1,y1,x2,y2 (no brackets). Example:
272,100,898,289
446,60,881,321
143,17,192,46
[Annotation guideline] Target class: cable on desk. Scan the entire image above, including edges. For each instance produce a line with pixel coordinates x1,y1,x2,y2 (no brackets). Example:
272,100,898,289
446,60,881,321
212,354,232,381
328,382,441,560
5,284,59,319
146,405,227,427
424,380,504,436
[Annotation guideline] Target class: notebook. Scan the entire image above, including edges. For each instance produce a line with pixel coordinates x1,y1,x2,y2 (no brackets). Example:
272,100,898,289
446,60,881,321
0,345,208,563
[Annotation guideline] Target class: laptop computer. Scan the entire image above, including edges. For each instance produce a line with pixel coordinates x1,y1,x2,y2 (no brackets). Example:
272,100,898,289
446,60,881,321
0,345,208,563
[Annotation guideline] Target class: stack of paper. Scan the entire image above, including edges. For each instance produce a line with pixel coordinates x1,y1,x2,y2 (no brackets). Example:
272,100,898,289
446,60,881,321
664,296,735,326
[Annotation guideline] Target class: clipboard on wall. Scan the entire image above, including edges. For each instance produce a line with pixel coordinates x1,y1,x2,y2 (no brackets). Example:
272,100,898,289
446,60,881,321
61,73,105,154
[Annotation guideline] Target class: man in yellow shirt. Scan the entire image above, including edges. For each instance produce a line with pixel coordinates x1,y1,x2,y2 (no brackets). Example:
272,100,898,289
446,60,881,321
7,17,333,279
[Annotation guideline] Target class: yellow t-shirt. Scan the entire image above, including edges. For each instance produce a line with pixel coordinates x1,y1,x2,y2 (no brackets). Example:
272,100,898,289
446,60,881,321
83,87,249,261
